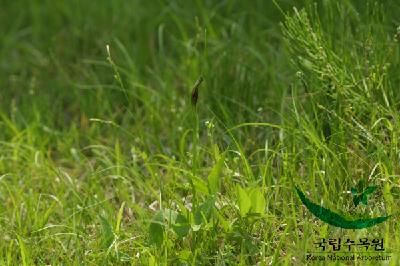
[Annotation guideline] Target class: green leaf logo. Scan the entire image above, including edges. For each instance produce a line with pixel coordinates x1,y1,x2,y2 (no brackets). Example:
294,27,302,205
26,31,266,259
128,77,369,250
295,186,390,229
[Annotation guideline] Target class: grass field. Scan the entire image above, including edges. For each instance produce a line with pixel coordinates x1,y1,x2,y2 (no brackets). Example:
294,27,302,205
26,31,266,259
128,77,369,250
1,0,400,265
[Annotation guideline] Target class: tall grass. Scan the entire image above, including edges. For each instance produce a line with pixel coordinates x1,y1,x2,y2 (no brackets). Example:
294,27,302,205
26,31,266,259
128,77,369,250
1,0,400,265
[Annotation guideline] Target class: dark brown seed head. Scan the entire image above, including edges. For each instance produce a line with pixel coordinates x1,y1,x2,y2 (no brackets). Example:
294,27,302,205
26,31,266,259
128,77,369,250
191,76,203,106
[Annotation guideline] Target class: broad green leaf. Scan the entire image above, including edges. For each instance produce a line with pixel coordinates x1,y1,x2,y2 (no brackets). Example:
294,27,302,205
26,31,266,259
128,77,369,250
149,210,164,247
163,208,178,224
237,185,251,217
194,196,215,225
249,188,266,214
207,154,225,194
172,213,190,238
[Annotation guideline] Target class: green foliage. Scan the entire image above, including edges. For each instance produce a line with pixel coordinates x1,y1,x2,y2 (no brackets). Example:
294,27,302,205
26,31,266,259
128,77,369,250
99,216,115,249
237,185,266,218
1,0,400,264
149,211,164,247
351,181,378,207
237,185,252,218
194,196,215,226
207,153,225,195
172,213,190,238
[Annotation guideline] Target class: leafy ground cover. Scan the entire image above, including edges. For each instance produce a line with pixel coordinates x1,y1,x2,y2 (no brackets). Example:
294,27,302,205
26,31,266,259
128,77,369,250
1,1,400,265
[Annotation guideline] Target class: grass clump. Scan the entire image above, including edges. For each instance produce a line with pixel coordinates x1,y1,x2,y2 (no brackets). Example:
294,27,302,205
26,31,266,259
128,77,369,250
1,0,400,265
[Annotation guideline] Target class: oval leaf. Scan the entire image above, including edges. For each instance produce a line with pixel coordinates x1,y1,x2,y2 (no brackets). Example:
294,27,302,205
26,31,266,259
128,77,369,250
149,210,164,247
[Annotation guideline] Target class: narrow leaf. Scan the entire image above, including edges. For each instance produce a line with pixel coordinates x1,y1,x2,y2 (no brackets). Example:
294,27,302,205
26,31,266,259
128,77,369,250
16,234,28,266
192,176,209,195
99,216,114,249
115,201,125,234
207,154,225,194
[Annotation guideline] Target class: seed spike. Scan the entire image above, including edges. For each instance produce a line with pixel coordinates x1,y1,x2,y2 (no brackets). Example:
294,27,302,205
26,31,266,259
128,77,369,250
191,76,204,107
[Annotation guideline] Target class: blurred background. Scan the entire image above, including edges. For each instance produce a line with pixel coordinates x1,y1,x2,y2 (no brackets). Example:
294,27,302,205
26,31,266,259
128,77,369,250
2,1,400,264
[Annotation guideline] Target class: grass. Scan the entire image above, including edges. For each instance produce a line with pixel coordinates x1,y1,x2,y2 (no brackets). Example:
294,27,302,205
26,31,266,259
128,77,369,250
1,0,400,265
